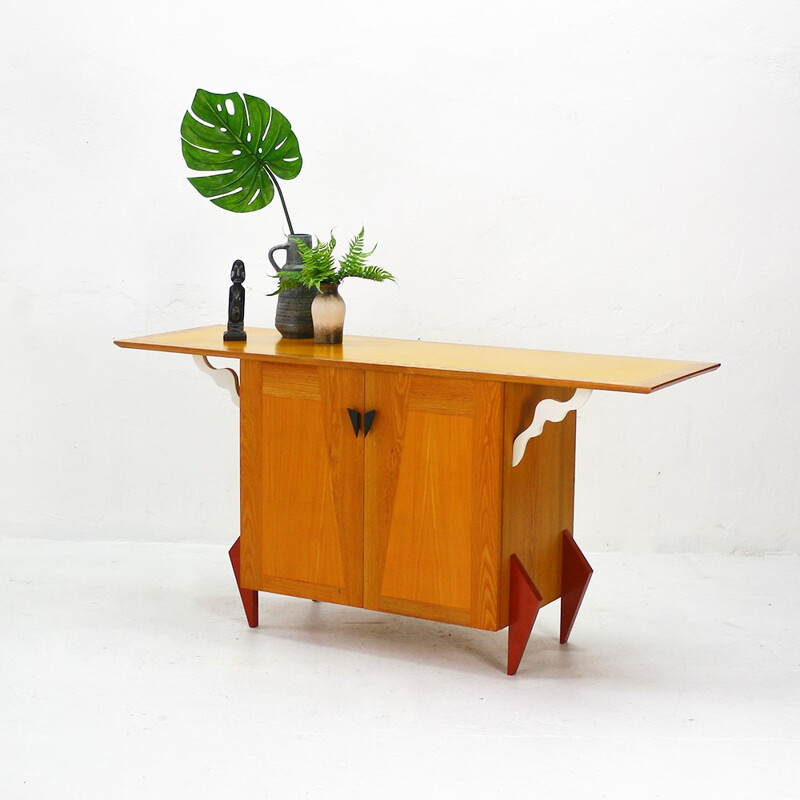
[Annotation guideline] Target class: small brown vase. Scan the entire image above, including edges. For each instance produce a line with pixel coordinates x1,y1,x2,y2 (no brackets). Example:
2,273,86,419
311,283,346,344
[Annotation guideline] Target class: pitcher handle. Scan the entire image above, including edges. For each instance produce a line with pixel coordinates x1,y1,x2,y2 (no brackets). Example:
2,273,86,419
268,243,289,271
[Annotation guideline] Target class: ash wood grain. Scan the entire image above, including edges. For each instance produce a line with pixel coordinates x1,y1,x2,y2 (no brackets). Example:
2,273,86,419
364,373,503,630
471,380,505,629
239,360,262,594
115,325,719,393
500,383,578,625
241,361,365,606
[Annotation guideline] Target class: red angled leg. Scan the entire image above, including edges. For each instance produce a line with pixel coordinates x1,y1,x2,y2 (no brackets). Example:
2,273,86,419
229,537,258,628
560,530,593,644
507,554,543,675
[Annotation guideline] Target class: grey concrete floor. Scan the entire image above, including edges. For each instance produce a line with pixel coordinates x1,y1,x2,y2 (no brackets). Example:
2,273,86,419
1,539,798,799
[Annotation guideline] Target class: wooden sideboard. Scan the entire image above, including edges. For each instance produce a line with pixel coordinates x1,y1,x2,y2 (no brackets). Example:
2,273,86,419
116,326,719,674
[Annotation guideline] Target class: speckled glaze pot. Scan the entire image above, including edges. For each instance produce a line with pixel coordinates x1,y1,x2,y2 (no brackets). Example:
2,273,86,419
311,283,346,344
269,234,316,338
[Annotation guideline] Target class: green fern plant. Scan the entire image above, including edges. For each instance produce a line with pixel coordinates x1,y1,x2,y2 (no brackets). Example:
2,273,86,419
272,228,395,293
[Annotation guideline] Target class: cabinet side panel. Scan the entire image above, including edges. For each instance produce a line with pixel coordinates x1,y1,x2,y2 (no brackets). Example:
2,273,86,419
501,384,577,626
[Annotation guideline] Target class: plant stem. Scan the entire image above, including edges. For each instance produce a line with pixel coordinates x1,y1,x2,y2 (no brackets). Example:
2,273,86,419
264,165,295,236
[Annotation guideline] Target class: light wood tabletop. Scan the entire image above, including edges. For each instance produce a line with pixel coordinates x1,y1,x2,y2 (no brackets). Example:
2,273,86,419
115,325,720,393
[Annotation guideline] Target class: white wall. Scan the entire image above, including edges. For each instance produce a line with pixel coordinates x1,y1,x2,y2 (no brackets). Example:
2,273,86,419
2,0,798,552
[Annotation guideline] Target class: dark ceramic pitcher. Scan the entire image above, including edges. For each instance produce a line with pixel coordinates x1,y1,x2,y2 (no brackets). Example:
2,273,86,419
269,234,316,338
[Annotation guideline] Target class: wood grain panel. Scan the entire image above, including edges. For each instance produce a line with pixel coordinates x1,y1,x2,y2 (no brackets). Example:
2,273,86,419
239,359,263,593
362,370,410,613
472,381,504,629
407,376,475,415
500,383,577,625
116,325,719,393
364,373,503,629
261,364,321,400
379,412,474,609
242,361,365,606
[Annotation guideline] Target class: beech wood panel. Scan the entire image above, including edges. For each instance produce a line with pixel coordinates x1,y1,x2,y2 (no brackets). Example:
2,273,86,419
363,372,503,630
240,361,365,606
500,383,578,625
115,325,719,393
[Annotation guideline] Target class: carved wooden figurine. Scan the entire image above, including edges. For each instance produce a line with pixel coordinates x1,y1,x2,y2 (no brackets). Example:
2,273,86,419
224,259,247,342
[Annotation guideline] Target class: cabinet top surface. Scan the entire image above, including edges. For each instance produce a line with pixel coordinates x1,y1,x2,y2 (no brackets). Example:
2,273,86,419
114,325,719,393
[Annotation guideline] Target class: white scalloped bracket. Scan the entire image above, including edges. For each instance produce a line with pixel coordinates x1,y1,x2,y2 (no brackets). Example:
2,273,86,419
193,355,240,408
511,388,592,467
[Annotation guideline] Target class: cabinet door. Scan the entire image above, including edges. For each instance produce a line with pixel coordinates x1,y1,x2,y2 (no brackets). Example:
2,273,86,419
239,360,365,606
363,372,504,630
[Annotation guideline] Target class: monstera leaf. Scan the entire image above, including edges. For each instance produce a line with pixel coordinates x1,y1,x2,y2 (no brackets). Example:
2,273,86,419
180,89,302,222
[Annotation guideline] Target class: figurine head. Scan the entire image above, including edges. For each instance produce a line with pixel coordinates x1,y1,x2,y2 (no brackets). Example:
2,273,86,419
231,259,245,283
